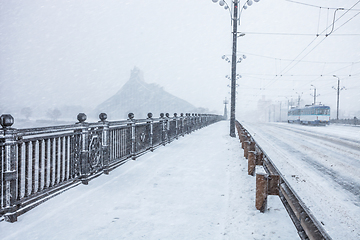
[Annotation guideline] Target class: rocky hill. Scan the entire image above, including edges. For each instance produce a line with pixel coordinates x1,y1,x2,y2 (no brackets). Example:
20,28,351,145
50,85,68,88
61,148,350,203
94,67,197,120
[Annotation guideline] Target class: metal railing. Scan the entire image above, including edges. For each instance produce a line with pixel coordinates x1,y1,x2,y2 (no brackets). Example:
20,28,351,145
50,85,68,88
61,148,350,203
330,117,358,126
235,120,332,240
0,112,223,222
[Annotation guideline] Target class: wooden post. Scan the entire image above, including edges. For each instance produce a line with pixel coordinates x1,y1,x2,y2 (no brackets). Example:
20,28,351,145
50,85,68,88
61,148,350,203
241,134,246,149
256,173,268,213
248,151,256,176
239,133,244,144
256,152,264,165
249,141,255,151
268,175,280,196
256,172,280,213
244,141,250,159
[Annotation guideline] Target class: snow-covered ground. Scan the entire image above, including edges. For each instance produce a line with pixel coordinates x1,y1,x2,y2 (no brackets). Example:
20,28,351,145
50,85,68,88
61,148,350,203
242,121,360,240
0,121,299,240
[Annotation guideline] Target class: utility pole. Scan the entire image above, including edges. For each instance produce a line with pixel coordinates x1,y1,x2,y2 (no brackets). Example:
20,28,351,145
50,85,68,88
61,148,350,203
229,0,238,137
295,92,303,108
333,75,346,120
310,85,320,105
279,102,282,122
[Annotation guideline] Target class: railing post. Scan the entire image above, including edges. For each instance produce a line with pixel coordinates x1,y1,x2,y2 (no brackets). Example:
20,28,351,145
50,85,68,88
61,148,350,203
147,113,154,152
1,114,18,222
159,113,166,146
174,113,178,139
165,113,170,143
189,113,193,133
180,113,184,137
76,113,90,185
99,113,110,175
127,113,136,160
196,114,200,129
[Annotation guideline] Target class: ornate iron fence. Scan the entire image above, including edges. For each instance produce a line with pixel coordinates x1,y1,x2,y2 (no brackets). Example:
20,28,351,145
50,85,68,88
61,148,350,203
0,112,222,222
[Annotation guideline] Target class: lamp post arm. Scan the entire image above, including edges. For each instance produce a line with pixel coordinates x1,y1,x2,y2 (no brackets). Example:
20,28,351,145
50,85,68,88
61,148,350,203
222,0,233,24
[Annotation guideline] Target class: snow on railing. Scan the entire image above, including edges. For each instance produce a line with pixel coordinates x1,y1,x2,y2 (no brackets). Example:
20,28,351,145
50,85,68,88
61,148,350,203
235,120,332,240
0,112,223,222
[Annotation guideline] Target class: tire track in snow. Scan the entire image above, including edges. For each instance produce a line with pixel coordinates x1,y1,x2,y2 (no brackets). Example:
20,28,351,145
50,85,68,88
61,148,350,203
275,124,360,152
242,122,360,239
250,124,360,201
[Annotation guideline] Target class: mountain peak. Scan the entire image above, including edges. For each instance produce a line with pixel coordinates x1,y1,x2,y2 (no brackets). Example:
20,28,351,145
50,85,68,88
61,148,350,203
129,66,144,82
94,68,196,119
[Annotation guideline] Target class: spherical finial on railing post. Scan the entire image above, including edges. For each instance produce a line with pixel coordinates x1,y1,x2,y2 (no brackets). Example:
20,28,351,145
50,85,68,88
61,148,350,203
160,113,164,118
147,112,153,119
77,113,87,123
99,113,107,122
0,114,14,129
128,113,134,120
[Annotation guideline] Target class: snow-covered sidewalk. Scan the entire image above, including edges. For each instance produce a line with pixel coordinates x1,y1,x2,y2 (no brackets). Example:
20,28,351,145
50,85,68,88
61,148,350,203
0,121,298,240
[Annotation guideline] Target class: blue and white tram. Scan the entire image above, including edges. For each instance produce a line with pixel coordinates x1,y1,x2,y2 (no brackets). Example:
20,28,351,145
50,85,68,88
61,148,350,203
288,105,330,125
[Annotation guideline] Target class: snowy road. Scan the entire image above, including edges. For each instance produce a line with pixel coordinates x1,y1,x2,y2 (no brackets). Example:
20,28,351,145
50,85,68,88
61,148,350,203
0,121,298,240
242,122,360,240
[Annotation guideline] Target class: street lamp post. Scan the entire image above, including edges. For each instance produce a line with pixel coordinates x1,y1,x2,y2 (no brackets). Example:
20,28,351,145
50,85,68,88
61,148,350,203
310,84,320,105
212,0,260,137
229,0,238,137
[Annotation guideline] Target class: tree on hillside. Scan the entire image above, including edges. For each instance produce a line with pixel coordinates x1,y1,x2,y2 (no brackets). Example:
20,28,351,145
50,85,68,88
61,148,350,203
21,107,32,120
46,108,62,121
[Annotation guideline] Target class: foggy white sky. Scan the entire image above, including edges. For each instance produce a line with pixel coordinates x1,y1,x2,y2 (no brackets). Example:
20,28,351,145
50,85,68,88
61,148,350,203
1,0,359,120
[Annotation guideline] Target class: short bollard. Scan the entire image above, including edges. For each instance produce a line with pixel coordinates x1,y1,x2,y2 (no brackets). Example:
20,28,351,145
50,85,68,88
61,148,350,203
256,152,264,166
244,141,250,159
248,151,256,176
256,173,268,213
256,172,280,213
241,134,246,149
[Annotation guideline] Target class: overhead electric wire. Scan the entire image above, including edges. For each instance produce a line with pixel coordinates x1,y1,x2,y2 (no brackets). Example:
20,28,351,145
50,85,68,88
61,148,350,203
331,11,360,34
237,51,360,64
262,0,360,90
285,0,360,11
243,32,360,36
289,62,360,92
